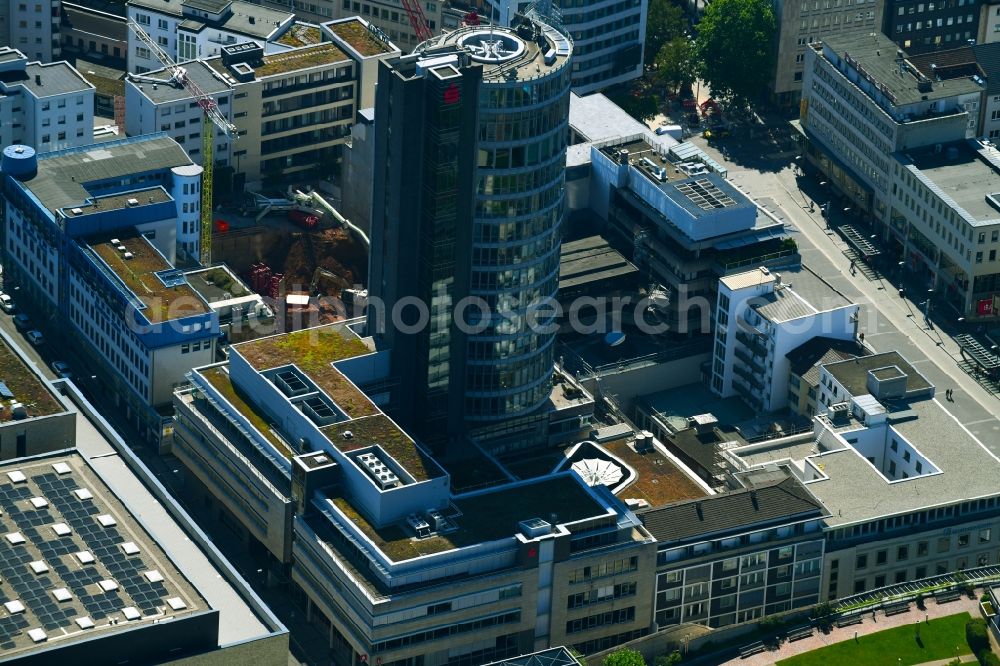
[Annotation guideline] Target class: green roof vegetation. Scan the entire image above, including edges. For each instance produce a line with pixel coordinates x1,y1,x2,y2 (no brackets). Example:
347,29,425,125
275,24,323,47
330,476,606,562
235,325,376,418
0,340,62,421
604,439,706,506
776,612,974,666
328,19,393,56
321,414,442,481
255,43,349,78
90,234,209,324
200,366,294,459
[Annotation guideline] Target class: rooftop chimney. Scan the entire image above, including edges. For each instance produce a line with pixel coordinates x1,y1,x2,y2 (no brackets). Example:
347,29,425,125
34,74,41,85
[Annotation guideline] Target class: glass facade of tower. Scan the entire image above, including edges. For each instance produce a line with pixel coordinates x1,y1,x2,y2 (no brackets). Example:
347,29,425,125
465,40,573,422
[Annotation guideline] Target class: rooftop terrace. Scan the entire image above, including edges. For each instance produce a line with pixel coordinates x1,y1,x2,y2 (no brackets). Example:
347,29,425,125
325,475,608,562
732,398,1000,527
324,18,396,56
199,366,294,459
320,414,444,483
0,452,203,656
87,233,210,324
253,43,349,78
234,326,376,419
821,33,983,108
0,339,63,423
275,23,322,47
603,438,706,506
823,351,932,397
904,141,1000,224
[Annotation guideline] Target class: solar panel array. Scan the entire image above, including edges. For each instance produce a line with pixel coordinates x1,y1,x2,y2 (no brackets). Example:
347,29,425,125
676,178,738,211
0,457,192,652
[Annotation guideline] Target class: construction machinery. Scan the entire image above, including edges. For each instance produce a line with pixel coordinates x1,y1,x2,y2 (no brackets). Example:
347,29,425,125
400,0,434,42
126,18,238,266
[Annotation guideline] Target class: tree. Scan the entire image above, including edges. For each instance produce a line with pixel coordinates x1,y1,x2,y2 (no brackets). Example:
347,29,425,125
654,37,697,93
645,0,687,66
603,648,647,666
967,617,990,655
694,0,776,108
654,652,682,666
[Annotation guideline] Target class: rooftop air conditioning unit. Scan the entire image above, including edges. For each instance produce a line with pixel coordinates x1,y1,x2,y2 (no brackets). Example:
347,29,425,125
126,198,139,207
71,208,83,215
342,430,353,439
116,245,127,253
110,238,120,245
123,252,134,260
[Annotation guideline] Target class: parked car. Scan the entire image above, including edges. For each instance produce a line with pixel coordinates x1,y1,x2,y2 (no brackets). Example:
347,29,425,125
0,294,14,314
287,209,319,230
51,361,72,379
26,330,44,346
13,313,31,331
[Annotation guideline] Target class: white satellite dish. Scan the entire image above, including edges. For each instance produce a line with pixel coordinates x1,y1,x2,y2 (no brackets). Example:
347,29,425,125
571,458,624,487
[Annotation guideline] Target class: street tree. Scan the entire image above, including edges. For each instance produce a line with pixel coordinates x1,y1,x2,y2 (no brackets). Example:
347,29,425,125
694,0,776,108
603,648,647,666
655,36,697,93
645,0,687,66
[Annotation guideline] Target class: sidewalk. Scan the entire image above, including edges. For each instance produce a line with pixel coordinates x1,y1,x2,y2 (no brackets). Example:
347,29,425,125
717,595,979,666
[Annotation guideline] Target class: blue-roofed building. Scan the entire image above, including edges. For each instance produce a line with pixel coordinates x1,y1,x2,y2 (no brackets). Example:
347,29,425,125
589,136,794,333
0,134,223,445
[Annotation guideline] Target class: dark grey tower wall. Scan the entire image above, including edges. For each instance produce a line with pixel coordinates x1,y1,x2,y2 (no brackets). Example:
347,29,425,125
368,56,481,448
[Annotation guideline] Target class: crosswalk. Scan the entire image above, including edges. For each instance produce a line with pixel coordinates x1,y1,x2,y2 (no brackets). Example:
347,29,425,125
834,565,1000,611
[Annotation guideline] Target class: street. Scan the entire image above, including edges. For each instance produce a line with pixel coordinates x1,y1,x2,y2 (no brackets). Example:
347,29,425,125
684,131,1000,449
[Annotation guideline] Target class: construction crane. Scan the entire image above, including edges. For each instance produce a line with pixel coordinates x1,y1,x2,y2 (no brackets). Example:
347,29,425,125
400,0,434,42
126,18,237,266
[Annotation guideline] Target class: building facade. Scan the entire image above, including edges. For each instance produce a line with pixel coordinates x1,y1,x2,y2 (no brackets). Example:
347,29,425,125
0,47,94,154
1,0,62,63
0,135,221,444
125,0,300,74
642,470,828,629
885,0,981,55
590,137,793,334
480,0,646,93
772,0,883,107
369,15,579,454
171,322,657,664
126,41,364,190
800,33,979,225
711,266,858,412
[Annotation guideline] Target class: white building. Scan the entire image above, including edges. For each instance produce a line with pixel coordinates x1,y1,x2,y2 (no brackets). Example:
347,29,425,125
125,23,396,189
800,32,981,225
481,0,646,93
0,135,230,445
1,0,62,63
0,47,94,154
712,265,859,412
126,0,299,74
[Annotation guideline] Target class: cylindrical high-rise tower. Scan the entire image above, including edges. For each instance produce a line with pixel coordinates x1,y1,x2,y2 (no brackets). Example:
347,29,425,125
419,17,573,425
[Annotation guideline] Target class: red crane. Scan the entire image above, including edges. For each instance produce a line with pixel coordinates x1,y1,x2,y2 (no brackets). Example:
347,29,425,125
400,0,434,42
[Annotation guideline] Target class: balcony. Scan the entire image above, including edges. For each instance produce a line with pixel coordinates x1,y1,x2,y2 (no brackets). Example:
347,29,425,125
735,330,767,358
734,347,764,374
732,363,764,391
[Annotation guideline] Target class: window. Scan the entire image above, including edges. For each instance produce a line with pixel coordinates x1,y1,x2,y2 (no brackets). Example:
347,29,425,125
874,574,886,588
876,550,887,565
959,534,970,548
895,570,907,583
856,554,868,569
897,546,908,561
938,537,950,553
981,529,992,544
917,541,928,557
